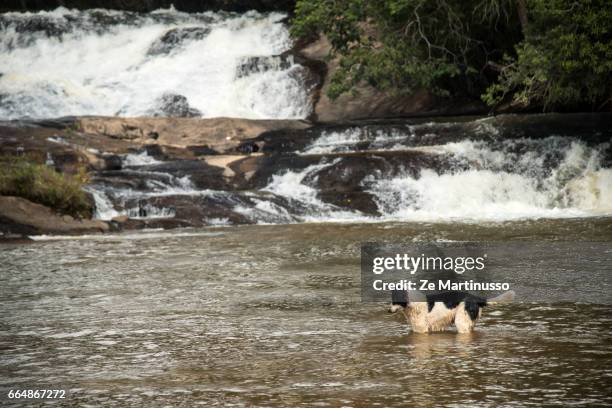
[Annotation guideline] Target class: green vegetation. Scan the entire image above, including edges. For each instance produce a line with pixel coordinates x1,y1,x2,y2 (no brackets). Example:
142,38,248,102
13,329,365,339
291,0,611,111
0,155,92,218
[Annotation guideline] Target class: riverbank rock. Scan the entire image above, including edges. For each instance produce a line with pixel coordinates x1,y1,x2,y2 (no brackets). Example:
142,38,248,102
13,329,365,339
298,34,487,122
76,117,311,153
0,196,109,236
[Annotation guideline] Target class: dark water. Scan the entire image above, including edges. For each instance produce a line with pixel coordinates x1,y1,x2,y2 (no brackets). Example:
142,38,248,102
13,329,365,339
1,219,611,406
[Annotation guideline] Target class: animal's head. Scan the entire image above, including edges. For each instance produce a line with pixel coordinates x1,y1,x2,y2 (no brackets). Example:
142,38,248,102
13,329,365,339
388,289,408,313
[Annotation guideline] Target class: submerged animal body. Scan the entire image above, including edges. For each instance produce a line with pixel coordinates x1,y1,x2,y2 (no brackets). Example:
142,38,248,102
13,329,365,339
389,290,514,333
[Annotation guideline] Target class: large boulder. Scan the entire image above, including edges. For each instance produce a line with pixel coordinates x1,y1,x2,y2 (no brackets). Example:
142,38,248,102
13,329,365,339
299,35,486,122
0,196,109,236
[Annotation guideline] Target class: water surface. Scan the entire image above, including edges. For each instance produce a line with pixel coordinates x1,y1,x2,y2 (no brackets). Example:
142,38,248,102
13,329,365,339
1,219,611,406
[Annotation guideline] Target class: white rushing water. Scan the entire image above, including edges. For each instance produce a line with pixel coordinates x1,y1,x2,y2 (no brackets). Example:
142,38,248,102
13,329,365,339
86,152,210,220
84,187,120,220
122,151,162,166
86,132,611,224
295,129,612,222
367,138,612,221
0,7,310,119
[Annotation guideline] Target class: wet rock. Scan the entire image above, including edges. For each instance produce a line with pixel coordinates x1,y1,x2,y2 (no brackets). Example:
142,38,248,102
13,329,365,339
236,55,293,78
312,150,455,213
148,160,231,190
317,191,379,215
120,194,253,228
76,117,311,153
188,145,218,156
104,155,123,171
141,144,167,160
253,128,313,155
150,94,202,118
147,27,211,56
235,141,259,154
0,196,108,235
241,153,316,189
0,15,71,49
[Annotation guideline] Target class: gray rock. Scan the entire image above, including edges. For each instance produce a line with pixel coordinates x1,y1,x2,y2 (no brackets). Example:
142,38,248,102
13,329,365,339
147,27,210,56
150,94,202,118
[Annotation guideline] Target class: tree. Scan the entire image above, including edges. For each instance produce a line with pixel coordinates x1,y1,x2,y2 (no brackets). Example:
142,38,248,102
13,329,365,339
484,0,612,111
292,0,611,111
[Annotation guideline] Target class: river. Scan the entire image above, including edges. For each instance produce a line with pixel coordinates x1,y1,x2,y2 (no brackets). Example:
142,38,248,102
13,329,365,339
1,219,611,406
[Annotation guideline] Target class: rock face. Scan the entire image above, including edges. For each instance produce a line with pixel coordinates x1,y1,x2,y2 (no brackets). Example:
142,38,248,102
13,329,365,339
298,35,487,122
0,196,109,236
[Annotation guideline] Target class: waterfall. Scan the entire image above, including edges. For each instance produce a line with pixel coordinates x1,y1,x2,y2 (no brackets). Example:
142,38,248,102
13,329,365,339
84,187,120,221
81,122,611,225
0,7,310,119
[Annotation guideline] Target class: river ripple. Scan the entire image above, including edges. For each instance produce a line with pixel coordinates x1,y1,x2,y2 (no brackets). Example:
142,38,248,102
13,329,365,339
1,219,611,406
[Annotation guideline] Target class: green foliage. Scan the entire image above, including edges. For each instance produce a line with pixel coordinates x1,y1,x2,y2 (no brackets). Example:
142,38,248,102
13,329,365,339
292,0,611,111
292,0,521,100
484,0,612,110
0,155,92,218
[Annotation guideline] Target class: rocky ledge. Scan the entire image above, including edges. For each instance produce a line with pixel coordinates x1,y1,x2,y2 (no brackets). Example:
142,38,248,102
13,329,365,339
1,113,610,239
0,196,108,237
0,116,312,238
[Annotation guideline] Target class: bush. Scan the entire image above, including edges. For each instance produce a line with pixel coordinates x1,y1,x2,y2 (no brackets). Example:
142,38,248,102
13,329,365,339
291,0,523,100
292,0,611,111
483,0,612,110
0,155,92,218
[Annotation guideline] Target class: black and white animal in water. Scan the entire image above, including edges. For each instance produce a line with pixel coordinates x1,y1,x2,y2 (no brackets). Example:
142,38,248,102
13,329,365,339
388,290,515,333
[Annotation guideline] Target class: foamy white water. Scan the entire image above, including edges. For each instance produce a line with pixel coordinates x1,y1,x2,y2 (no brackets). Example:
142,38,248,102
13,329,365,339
0,7,310,119
86,130,611,224
363,138,612,221
84,187,120,220
122,151,162,166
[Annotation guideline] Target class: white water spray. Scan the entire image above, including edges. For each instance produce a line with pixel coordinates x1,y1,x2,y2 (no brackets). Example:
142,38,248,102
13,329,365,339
0,8,310,119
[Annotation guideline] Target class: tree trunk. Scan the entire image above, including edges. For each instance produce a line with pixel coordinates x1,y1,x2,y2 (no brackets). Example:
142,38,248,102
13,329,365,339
517,0,528,32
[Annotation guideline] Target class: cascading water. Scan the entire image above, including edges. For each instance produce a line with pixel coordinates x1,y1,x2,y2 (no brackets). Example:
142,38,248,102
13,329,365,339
83,119,611,225
293,125,612,222
0,7,310,119
364,141,611,221
86,151,211,220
